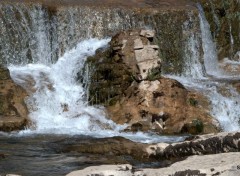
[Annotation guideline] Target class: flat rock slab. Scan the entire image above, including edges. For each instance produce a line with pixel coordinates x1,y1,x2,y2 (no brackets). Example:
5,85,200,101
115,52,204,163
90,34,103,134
66,152,240,176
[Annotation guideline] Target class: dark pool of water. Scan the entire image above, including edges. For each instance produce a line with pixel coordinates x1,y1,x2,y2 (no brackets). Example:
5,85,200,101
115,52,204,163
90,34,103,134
0,134,176,176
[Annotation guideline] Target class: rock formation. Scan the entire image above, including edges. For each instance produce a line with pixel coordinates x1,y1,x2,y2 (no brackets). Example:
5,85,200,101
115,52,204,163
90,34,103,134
80,29,219,135
66,152,240,176
0,65,29,132
66,132,240,176
147,132,240,159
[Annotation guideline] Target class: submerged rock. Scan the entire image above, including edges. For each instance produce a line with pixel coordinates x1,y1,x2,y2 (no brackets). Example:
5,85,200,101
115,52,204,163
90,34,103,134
0,65,29,132
80,29,219,135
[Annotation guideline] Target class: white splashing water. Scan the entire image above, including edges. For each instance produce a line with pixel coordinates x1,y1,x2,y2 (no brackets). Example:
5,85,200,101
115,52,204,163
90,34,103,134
9,38,183,143
166,4,240,132
166,75,240,132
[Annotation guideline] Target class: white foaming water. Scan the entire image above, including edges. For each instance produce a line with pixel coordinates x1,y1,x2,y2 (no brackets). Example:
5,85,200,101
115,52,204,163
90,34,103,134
166,75,240,132
9,38,184,143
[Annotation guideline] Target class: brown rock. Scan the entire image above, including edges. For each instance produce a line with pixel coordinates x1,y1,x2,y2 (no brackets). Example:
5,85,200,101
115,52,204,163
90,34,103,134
80,29,161,105
107,77,218,134
80,29,218,135
0,65,29,132
62,137,149,162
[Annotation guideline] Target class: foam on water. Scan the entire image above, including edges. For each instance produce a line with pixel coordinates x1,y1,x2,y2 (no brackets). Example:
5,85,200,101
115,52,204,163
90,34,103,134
8,38,184,143
167,4,240,132
166,74,240,132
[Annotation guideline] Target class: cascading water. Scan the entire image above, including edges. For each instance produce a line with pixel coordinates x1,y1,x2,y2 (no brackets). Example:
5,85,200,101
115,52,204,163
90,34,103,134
8,38,183,143
166,3,240,132
182,11,205,79
197,3,221,77
0,4,52,65
9,39,117,135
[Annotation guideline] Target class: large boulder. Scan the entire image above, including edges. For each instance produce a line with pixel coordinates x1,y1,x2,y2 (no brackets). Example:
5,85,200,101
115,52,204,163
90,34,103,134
80,29,219,135
107,78,218,134
0,65,29,132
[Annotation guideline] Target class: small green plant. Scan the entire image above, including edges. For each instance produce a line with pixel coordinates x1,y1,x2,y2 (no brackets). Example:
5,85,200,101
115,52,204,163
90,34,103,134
146,68,161,81
188,97,198,107
192,119,204,133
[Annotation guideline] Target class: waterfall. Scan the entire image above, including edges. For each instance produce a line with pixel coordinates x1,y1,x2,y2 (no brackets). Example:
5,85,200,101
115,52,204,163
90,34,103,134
197,3,221,77
167,3,240,132
9,39,115,134
182,11,205,79
0,4,52,65
8,38,183,143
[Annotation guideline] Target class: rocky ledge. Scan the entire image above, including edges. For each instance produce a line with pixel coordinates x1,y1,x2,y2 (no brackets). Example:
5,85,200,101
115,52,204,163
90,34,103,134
80,29,219,135
0,65,29,132
67,152,240,176
66,132,240,176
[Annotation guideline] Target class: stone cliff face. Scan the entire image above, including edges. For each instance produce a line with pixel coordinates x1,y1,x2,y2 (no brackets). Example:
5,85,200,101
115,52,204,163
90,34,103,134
0,65,29,131
81,29,219,135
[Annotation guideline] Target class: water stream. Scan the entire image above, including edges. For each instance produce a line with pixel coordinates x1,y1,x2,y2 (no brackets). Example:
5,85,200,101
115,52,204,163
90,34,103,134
1,39,184,175
0,2,240,176
167,4,240,132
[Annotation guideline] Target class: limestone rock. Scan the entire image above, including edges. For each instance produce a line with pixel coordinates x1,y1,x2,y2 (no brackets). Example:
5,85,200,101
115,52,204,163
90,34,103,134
79,29,218,135
79,29,161,105
66,152,240,176
0,65,29,132
107,77,218,134
148,132,240,159
140,29,155,38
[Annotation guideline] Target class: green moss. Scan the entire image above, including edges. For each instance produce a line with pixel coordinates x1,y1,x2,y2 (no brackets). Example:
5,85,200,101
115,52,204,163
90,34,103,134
188,97,198,107
146,67,161,81
192,119,204,134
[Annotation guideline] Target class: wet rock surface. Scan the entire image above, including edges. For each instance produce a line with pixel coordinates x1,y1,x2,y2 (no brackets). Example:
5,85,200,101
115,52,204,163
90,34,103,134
1,0,196,9
67,132,240,176
196,0,240,61
61,137,150,162
147,132,240,159
81,29,219,135
67,152,240,176
0,65,29,132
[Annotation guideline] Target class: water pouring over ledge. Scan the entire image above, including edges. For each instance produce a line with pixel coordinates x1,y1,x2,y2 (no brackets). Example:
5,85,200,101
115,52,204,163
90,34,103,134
8,38,185,144
166,3,240,132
